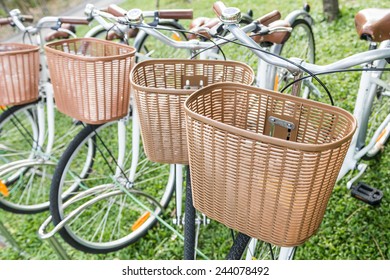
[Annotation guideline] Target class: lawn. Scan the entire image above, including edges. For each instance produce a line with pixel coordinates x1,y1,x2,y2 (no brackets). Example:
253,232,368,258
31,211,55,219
0,0,389,260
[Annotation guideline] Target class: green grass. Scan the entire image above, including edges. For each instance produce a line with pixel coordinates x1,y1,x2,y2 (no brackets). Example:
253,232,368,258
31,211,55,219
1,0,389,260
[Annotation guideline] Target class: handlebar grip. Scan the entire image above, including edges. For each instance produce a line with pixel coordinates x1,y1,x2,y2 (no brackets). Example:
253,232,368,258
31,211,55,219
256,10,281,25
158,9,193,20
213,1,227,17
21,15,34,22
0,15,33,26
59,17,90,25
0,17,11,26
107,4,127,16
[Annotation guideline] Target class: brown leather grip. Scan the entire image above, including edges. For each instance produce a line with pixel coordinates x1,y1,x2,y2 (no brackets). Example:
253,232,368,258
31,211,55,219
107,4,127,16
0,17,11,26
59,16,90,25
45,23,76,41
21,15,34,22
256,10,281,26
158,9,193,20
0,15,33,26
213,1,227,17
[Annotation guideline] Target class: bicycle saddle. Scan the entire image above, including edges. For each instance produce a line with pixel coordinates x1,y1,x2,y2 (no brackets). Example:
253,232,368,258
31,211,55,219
355,8,390,42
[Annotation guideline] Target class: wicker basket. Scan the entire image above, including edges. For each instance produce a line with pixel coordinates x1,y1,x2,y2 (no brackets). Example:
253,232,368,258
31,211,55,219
184,82,356,247
45,38,136,124
130,59,254,164
0,43,40,106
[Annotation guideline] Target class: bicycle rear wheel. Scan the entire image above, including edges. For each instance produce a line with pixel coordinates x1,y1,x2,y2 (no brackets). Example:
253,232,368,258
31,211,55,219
50,118,175,254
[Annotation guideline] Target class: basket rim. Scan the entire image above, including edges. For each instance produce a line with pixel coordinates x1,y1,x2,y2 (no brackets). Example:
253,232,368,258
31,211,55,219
184,82,357,153
0,43,39,56
130,58,255,94
44,37,136,62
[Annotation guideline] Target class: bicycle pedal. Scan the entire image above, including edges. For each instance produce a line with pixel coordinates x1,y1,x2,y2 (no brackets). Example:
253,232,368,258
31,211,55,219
350,182,383,206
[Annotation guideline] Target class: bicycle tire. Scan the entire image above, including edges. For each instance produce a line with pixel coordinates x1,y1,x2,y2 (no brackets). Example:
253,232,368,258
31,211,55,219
0,102,41,213
50,120,175,254
0,101,39,166
0,100,92,214
184,166,196,260
361,62,390,160
134,20,189,62
273,18,316,98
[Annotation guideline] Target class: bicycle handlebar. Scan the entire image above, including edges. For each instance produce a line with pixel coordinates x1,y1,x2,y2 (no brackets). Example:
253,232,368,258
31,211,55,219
256,10,281,25
58,16,90,25
107,4,127,16
213,1,226,18
106,4,193,20
0,15,33,26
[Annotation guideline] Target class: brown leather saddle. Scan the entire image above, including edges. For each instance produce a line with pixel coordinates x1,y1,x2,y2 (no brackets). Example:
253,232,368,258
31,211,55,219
355,8,390,42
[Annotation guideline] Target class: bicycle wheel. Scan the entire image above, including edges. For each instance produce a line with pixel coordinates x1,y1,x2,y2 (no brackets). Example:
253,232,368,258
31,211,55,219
88,25,129,45
216,13,257,67
361,63,390,159
0,101,90,214
0,102,39,166
227,234,296,260
134,20,189,62
50,118,175,254
273,18,316,98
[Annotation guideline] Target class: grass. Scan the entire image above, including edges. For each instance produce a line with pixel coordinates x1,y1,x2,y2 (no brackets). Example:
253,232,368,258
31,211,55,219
0,0,389,260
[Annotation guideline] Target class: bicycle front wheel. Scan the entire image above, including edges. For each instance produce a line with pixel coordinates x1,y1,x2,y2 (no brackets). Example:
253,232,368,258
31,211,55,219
273,18,316,98
361,64,390,159
0,102,39,165
134,20,189,62
0,101,91,213
50,119,175,254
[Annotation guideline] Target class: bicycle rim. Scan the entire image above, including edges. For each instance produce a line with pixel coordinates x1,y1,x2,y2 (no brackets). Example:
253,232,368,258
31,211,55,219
0,103,39,165
50,119,175,253
274,18,316,98
362,66,390,159
0,102,90,213
134,21,189,62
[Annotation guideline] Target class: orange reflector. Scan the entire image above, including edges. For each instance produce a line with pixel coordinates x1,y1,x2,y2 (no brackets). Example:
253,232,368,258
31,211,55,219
273,76,279,91
0,181,9,197
171,33,182,41
0,105,6,110
131,212,151,231
376,129,387,143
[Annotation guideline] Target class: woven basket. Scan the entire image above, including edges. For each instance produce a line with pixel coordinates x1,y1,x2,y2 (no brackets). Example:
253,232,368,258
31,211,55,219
45,38,136,124
0,43,40,106
130,59,254,165
184,82,356,247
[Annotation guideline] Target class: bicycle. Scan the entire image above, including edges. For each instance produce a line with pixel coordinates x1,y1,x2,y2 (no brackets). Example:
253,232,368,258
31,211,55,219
0,5,193,215
38,2,316,255
0,10,93,214
183,1,389,260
